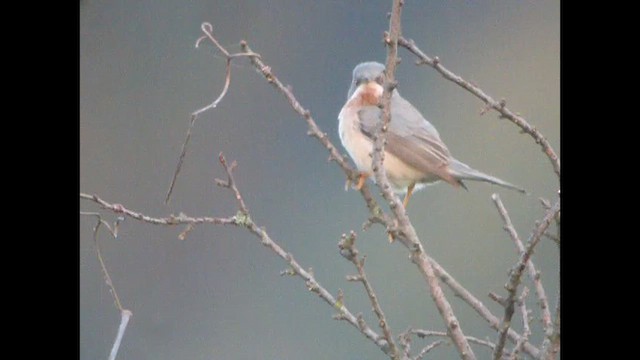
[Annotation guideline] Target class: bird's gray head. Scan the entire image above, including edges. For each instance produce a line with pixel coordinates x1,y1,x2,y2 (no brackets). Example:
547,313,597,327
347,61,387,100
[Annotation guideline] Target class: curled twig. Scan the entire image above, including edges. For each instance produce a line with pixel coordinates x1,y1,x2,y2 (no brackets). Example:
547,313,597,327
164,23,260,204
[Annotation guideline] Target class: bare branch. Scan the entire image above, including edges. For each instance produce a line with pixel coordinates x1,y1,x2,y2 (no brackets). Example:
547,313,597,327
339,231,399,359
397,36,560,180
540,292,560,359
82,157,394,357
492,194,553,336
492,200,560,359
164,23,261,204
429,259,540,358
398,328,412,359
81,193,237,229
508,287,531,360
410,329,495,352
237,41,389,229
377,3,477,358
414,340,446,360
215,153,248,214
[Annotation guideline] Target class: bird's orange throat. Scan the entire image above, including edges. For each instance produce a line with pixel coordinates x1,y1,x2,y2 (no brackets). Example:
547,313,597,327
350,82,383,107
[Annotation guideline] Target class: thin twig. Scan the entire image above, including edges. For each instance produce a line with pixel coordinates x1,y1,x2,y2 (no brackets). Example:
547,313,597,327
410,329,495,352
339,231,399,359
81,212,132,360
398,328,412,359
397,36,560,180
492,194,553,336
429,259,540,358
492,200,560,359
240,21,505,360
238,41,389,228
374,2,477,359
543,232,560,245
414,340,446,360
164,22,260,204
508,287,531,360
81,156,393,357
180,19,538,360
540,291,560,360
215,153,248,214
82,193,237,229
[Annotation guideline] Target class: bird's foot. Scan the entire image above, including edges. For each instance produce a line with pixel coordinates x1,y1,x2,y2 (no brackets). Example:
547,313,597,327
345,172,370,191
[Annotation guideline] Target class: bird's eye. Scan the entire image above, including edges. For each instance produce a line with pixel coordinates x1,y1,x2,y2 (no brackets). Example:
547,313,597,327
355,79,364,86
375,75,384,85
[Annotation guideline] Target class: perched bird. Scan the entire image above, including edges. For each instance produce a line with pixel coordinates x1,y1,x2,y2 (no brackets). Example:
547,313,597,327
338,61,525,208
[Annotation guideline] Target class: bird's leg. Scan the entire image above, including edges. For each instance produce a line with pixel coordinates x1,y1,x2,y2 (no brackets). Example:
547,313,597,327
403,182,416,209
356,172,369,190
344,172,370,191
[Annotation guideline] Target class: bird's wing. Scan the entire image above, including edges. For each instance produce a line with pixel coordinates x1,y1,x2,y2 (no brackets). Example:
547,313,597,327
357,92,452,177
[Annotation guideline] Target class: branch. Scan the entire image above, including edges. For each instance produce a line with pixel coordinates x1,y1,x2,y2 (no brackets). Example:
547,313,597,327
410,329,495,352
237,42,389,229
508,287,531,360
539,291,560,359
339,231,399,359
179,15,543,360
492,194,553,336
397,36,560,180
372,3,477,359
81,212,132,360
164,22,261,204
429,258,540,358
81,193,237,229
492,200,560,359
414,340,446,360
81,155,394,357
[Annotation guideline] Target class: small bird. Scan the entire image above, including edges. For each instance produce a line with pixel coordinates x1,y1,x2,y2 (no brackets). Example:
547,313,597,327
338,61,525,208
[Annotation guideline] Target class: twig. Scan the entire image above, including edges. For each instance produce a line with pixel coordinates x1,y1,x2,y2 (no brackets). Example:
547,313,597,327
540,291,560,359
414,340,446,360
164,22,260,204
82,193,238,229
214,153,248,214
410,329,495,352
237,42,389,229
508,287,531,360
397,36,560,180
543,232,560,245
81,212,131,360
398,328,412,359
81,156,393,357
492,194,553,337
492,200,560,360
429,259,540,358
374,3,477,359
339,231,399,359
181,19,534,360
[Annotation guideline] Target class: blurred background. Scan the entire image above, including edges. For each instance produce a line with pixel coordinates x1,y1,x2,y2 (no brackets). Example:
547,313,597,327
80,1,559,359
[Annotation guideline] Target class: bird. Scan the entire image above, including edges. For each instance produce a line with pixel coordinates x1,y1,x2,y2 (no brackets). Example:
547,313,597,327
338,61,525,209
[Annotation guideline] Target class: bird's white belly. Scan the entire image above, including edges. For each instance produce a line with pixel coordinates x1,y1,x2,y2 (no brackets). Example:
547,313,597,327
338,106,431,193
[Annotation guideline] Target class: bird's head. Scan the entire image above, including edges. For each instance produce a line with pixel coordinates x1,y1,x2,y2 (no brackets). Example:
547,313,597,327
347,62,388,102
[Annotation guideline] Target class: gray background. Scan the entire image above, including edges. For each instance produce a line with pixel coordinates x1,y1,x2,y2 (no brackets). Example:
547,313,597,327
80,1,559,359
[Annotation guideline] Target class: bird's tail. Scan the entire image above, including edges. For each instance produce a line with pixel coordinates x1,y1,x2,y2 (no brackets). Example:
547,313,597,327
449,159,527,194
